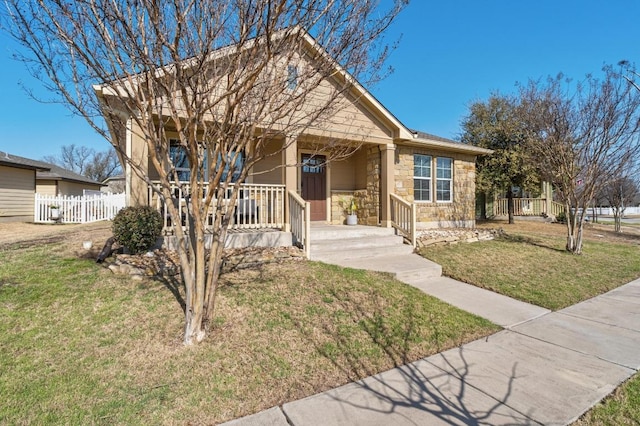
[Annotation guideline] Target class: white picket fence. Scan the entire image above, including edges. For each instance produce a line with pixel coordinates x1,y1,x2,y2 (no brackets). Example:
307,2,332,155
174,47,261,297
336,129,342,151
35,193,126,224
588,206,640,216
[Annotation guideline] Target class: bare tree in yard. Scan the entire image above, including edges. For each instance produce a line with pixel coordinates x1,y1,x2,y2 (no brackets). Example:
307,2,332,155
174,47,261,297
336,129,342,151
520,68,640,254
4,1,406,344
460,94,540,224
598,175,639,232
44,144,122,182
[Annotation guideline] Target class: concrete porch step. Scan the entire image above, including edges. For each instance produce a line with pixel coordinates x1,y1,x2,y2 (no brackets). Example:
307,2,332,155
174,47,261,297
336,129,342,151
308,223,441,279
311,234,405,252
311,242,414,262
310,224,396,241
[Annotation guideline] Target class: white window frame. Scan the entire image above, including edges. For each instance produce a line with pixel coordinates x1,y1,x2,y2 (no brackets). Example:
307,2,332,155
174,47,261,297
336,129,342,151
413,154,432,202
435,157,453,203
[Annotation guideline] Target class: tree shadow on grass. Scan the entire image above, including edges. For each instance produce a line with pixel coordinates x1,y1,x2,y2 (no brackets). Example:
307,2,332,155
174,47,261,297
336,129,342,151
152,274,186,313
498,233,566,253
290,279,535,425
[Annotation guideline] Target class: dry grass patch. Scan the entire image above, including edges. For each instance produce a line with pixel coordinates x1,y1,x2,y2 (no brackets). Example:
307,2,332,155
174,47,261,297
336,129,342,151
420,220,640,310
0,238,497,424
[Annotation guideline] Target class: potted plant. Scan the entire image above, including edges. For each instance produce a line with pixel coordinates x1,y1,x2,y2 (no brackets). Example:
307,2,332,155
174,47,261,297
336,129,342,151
49,204,60,220
346,198,358,226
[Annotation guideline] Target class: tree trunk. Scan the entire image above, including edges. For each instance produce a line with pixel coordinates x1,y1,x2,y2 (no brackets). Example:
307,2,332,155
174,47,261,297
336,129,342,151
96,236,115,263
507,190,515,224
612,206,622,232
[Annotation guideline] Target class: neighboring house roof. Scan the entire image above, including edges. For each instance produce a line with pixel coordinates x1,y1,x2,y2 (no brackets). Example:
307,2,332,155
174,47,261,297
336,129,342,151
0,152,103,186
0,151,48,171
102,174,124,184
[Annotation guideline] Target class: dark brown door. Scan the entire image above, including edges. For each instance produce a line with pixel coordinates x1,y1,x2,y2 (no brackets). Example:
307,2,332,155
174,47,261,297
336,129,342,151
301,154,327,221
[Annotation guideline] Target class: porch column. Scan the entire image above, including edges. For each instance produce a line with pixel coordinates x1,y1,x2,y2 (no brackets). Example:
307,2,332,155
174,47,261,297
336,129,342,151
283,135,298,232
380,143,395,228
125,118,149,207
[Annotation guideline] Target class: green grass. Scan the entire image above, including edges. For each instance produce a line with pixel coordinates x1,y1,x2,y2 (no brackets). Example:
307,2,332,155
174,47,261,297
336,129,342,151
419,227,640,310
0,242,497,424
575,375,640,425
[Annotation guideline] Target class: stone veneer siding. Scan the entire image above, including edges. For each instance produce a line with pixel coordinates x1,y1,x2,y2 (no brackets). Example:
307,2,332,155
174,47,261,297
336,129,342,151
394,145,476,228
362,146,381,225
330,189,368,224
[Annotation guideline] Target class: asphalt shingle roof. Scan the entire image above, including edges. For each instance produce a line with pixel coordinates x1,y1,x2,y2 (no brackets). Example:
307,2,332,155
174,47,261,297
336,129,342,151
0,151,102,185
413,131,461,145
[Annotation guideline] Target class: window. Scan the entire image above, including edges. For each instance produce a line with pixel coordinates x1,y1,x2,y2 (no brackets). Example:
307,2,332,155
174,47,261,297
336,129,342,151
302,155,325,174
413,154,431,201
413,154,454,203
217,151,244,183
436,157,453,202
287,64,298,90
169,140,191,181
169,140,245,184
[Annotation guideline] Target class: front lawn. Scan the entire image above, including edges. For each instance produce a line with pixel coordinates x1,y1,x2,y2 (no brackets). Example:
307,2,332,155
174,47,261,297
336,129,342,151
574,374,640,425
419,221,640,310
0,241,497,424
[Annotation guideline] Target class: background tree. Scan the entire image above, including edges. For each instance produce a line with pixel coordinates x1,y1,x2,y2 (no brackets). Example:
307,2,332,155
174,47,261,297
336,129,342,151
43,144,122,182
3,0,406,345
460,94,539,224
598,175,639,232
520,68,640,253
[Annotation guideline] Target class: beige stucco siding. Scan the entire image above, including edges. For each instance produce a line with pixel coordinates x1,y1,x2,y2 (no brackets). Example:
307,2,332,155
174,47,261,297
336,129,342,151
296,77,394,142
0,165,35,220
251,139,284,185
394,145,477,227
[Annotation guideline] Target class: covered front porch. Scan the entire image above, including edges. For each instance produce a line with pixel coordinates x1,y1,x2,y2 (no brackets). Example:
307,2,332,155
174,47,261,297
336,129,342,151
143,139,413,256
141,138,398,222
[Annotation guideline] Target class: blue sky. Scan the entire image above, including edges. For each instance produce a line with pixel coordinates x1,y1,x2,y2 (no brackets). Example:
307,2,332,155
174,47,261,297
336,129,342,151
1,0,640,160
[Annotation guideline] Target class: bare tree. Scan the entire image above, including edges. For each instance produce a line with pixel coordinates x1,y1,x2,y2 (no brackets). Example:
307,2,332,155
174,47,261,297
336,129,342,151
598,175,639,232
3,1,406,344
44,144,122,182
520,68,640,253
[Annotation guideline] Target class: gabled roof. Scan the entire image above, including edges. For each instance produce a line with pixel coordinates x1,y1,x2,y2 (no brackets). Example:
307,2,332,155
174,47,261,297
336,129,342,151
94,27,493,155
0,152,103,186
94,27,416,141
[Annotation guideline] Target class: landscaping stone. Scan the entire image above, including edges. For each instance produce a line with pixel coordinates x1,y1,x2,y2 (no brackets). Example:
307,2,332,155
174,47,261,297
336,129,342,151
416,228,502,248
104,245,305,279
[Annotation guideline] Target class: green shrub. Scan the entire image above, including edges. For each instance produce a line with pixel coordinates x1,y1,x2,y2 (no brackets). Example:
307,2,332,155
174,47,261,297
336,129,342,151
556,211,566,223
112,206,163,253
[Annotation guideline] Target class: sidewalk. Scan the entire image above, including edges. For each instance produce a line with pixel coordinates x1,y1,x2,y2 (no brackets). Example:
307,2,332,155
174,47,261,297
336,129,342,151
221,250,640,425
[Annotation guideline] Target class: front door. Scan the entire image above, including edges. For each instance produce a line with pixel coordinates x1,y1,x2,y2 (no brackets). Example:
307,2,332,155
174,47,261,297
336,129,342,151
301,154,327,221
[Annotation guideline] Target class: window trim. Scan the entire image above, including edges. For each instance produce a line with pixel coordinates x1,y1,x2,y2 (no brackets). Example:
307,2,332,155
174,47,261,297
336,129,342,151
413,154,432,202
412,154,454,203
435,156,453,203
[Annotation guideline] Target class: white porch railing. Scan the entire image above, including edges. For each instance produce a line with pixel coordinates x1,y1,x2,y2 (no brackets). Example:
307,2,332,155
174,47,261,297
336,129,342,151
390,193,416,248
35,193,126,223
495,198,565,217
288,190,310,258
149,182,285,232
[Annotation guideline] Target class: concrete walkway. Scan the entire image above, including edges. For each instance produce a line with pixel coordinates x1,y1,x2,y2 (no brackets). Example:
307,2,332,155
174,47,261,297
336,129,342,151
222,233,640,425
